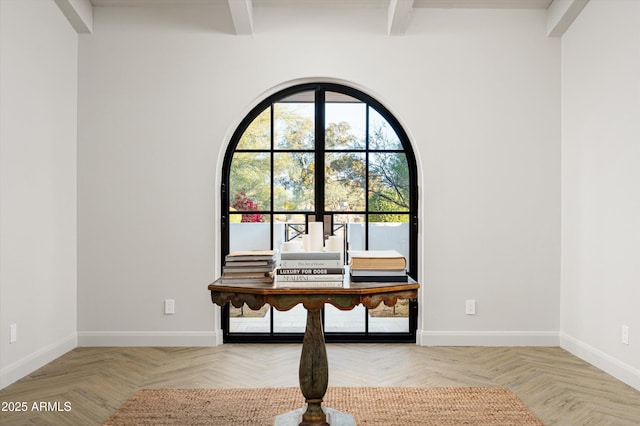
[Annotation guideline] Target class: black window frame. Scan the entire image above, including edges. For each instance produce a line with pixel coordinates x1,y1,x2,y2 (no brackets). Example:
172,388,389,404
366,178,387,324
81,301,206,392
221,82,418,343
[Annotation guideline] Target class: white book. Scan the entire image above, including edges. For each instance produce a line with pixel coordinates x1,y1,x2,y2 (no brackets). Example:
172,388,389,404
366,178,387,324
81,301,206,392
276,274,344,282
277,267,345,275
274,281,344,289
280,251,340,260
279,259,343,268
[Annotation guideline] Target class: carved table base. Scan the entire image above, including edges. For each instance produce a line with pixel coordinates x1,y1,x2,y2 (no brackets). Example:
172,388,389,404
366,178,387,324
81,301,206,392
275,308,354,426
299,308,327,424
208,279,419,426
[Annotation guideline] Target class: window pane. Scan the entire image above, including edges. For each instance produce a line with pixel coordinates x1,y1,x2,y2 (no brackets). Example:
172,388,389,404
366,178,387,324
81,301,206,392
273,304,306,333
229,218,272,252
368,303,410,333
274,92,314,150
325,92,365,150
325,153,366,212
229,304,271,333
273,214,307,253
368,153,410,212
325,304,366,332
229,152,270,214
333,214,365,254
367,218,410,263
274,152,314,211
228,213,261,225
369,107,402,150
237,108,270,150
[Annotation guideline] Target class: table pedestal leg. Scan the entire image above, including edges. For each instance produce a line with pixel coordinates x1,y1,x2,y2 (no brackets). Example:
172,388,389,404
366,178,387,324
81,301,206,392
299,308,329,426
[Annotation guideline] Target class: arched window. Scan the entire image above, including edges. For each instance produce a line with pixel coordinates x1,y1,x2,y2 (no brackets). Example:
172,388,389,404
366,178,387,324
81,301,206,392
221,83,418,343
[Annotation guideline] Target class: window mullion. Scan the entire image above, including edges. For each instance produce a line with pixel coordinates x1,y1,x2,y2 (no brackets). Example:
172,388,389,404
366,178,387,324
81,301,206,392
365,104,370,250
270,104,275,251
315,89,325,218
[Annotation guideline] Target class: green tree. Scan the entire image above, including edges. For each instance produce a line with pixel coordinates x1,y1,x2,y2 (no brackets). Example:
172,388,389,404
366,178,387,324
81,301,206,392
230,103,316,215
368,152,410,222
230,106,409,222
237,109,270,150
325,121,363,150
325,152,366,211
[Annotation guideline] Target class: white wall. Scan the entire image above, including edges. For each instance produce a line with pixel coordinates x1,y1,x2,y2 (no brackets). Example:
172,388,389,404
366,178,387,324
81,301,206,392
412,10,560,345
0,0,78,388
76,5,560,346
560,0,640,389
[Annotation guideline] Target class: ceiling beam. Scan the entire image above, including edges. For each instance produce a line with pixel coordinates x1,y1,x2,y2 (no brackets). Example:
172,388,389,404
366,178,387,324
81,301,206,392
546,0,589,37
388,0,414,36
228,0,254,36
53,0,93,34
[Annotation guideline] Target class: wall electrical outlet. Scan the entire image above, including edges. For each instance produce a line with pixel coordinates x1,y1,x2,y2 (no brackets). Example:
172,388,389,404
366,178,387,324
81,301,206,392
621,325,629,345
165,299,175,315
465,300,476,315
10,323,17,343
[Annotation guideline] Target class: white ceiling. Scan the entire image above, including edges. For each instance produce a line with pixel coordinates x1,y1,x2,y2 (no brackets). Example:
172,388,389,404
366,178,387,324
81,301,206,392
69,0,584,37
90,0,554,8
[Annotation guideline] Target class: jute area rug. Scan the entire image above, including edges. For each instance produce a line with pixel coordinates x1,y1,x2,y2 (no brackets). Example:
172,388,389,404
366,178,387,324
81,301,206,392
103,387,544,425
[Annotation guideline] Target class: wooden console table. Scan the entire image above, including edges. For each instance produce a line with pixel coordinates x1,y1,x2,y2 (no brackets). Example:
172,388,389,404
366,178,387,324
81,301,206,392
208,277,419,425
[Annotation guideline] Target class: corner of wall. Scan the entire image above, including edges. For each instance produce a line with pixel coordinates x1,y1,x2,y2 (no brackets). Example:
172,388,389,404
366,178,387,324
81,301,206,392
0,333,77,390
560,333,640,391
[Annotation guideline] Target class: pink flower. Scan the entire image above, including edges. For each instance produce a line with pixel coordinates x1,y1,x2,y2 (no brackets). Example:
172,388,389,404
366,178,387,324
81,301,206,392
231,192,264,223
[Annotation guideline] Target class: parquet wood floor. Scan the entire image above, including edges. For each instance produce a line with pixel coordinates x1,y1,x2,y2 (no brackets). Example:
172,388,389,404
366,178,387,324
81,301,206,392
1,344,639,425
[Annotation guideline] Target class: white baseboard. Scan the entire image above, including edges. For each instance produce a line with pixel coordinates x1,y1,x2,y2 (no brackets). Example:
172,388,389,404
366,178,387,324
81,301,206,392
560,332,640,391
77,330,223,347
0,332,77,390
417,330,560,346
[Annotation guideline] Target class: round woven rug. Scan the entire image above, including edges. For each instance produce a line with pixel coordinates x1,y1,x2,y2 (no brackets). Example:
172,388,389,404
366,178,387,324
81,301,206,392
103,386,543,425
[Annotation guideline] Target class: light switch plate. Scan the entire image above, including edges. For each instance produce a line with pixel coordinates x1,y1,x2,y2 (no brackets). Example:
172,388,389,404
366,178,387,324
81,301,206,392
10,323,17,343
165,299,175,315
465,300,476,315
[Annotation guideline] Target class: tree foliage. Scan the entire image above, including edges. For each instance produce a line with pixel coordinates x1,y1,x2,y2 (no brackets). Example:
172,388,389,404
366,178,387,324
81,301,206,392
229,103,410,223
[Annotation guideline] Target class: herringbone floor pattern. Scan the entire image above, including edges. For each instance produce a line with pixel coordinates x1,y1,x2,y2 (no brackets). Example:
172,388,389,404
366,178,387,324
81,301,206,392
1,345,639,425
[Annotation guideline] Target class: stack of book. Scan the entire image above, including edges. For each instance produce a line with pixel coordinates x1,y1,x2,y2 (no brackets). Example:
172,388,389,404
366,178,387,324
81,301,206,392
221,250,278,284
275,251,344,288
348,250,408,282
